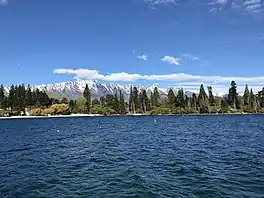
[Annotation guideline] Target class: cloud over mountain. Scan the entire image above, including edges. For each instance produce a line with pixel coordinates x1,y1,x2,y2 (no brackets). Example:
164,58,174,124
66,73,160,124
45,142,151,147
54,68,264,87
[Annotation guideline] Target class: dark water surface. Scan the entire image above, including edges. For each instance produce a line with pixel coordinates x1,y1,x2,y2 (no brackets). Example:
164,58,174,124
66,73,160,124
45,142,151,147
0,115,264,198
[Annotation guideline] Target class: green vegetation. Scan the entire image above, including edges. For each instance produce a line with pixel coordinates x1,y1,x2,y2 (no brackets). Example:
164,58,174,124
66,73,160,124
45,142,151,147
0,81,264,117
151,107,170,115
91,105,115,116
127,82,264,115
83,84,91,113
30,104,70,116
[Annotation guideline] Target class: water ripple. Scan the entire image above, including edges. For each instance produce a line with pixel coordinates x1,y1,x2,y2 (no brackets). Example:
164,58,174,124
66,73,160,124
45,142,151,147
0,115,264,197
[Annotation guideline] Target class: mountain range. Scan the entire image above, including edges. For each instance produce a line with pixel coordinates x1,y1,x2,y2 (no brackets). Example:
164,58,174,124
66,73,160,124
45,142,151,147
4,80,217,101
36,80,172,101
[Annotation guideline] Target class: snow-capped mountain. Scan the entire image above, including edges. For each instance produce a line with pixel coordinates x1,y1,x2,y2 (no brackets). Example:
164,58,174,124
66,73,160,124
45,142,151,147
35,80,169,100
4,79,196,100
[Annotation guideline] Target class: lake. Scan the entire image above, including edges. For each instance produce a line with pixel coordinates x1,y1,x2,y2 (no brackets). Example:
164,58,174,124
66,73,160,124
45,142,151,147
0,115,264,198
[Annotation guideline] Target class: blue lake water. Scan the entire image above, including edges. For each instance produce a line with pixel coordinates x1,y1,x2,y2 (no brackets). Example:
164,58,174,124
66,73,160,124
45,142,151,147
0,115,264,198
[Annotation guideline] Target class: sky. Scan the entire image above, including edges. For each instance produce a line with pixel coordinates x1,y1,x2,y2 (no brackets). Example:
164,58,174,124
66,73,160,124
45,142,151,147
0,0,264,94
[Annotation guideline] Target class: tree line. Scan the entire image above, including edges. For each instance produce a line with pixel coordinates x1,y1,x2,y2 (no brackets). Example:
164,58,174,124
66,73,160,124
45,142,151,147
0,85,51,114
68,84,126,115
1,81,264,116
70,81,264,115
0,84,71,116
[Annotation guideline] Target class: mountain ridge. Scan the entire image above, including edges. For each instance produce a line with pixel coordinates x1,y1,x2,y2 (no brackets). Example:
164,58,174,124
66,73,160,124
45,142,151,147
36,80,170,100
4,79,214,100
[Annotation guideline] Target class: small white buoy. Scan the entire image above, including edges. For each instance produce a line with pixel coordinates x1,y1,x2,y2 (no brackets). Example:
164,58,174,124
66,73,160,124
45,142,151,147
57,130,60,132
154,119,156,123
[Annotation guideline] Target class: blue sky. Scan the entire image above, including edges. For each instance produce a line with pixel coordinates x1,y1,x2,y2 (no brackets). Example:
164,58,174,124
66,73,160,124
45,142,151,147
0,0,264,94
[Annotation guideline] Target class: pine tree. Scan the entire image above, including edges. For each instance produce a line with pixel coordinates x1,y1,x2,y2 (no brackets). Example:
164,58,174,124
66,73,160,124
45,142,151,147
243,84,250,106
139,90,143,112
25,85,33,107
258,87,264,108
92,98,100,106
38,91,50,107
198,84,209,113
19,84,26,113
3,97,8,110
61,97,68,104
175,89,185,108
36,89,40,106
8,84,26,113
69,100,76,112
145,89,151,111
0,84,6,109
249,89,257,113
185,96,192,112
129,86,133,112
153,87,160,107
150,91,154,109
190,93,198,112
132,87,140,112
221,98,229,113
105,94,115,110
207,86,215,106
139,91,142,111
38,91,47,107
100,96,106,107
236,96,242,110
228,81,238,109
255,94,260,109
83,84,91,113
32,89,36,106
140,89,149,113
13,85,19,111
33,89,41,107
8,85,15,111
167,89,175,109
50,98,60,105
113,93,120,113
119,90,126,114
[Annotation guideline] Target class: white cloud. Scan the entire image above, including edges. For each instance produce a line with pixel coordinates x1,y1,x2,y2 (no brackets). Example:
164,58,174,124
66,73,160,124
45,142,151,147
161,56,180,65
216,0,228,5
54,68,105,80
137,54,148,61
144,0,177,6
143,0,264,13
53,68,264,96
53,68,264,87
209,7,218,12
103,72,143,82
210,0,264,12
244,0,262,6
245,3,263,12
181,54,199,61
54,69,142,82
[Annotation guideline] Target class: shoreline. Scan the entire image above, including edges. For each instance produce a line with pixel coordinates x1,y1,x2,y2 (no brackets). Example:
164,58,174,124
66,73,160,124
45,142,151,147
0,114,103,120
0,113,263,120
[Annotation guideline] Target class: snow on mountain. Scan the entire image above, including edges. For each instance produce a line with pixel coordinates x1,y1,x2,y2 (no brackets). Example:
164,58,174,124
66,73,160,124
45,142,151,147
35,80,170,100
4,80,200,100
